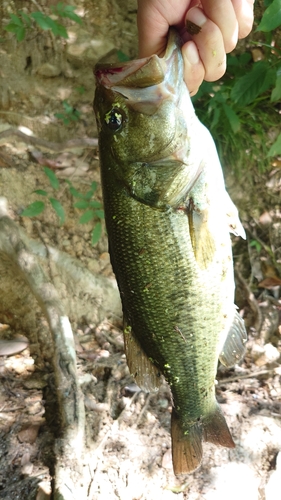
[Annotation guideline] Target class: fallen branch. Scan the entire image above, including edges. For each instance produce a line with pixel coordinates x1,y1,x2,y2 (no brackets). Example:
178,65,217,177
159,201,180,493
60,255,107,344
0,127,98,152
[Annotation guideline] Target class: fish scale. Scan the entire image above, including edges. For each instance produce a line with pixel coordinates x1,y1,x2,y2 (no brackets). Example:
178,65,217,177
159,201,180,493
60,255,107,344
94,29,247,474
103,176,224,418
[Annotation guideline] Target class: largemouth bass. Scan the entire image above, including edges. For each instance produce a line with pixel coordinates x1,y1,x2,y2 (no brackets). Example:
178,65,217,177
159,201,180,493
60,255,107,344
93,29,247,475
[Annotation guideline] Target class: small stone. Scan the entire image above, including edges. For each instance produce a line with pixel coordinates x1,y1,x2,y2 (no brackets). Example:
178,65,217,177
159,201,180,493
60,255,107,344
37,63,61,77
255,343,280,367
18,423,41,444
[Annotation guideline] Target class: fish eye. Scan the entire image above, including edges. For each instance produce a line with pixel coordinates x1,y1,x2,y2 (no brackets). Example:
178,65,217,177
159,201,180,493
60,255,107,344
104,107,125,131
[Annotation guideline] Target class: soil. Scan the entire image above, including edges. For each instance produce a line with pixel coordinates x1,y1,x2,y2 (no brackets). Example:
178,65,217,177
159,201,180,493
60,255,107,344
0,2,281,500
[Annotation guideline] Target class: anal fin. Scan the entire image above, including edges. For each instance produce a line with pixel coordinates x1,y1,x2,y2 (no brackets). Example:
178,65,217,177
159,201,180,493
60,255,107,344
171,410,203,475
219,309,247,367
203,403,235,448
123,318,162,392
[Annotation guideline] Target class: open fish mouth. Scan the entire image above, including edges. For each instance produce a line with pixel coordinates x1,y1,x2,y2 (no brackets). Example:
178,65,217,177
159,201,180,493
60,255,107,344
94,32,183,109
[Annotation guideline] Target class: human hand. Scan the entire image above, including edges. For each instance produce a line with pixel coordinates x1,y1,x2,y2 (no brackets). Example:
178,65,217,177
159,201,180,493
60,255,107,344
137,0,254,95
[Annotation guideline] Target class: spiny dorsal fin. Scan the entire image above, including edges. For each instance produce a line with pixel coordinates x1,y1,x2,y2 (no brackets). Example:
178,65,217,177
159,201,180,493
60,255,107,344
123,318,162,392
219,310,247,367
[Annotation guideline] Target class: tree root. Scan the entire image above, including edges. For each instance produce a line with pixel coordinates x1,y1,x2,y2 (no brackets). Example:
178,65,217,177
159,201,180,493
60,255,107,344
0,126,98,152
0,198,121,499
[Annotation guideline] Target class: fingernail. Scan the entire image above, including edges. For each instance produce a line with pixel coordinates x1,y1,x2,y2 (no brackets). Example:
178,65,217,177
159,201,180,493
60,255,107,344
184,41,200,65
186,7,207,29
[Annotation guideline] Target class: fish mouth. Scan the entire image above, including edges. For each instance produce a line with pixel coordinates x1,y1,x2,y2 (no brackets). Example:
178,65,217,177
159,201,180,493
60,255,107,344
94,30,183,107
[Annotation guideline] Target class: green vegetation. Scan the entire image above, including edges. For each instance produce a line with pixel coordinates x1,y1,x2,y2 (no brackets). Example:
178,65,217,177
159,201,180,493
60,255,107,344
54,100,81,126
193,0,281,175
4,2,81,41
21,170,104,246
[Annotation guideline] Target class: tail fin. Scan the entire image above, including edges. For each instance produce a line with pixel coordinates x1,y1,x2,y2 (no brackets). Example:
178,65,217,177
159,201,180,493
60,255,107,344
203,403,235,448
171,410,203,475
171,404,235,475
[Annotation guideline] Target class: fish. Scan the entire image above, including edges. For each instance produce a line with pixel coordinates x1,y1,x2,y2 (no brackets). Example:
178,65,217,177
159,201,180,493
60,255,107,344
93,29,247,475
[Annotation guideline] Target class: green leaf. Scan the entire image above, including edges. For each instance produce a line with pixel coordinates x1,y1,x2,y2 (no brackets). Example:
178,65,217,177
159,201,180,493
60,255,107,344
51,22,68,38
84,189,95,200
89,200,102,208
20,12,32,27
79,209,96,224
91,181,97,191
94,209,104,219
68,185,84,198
227,55,239,67
231,61,275,106
239,52,251,66
9,14,23,26
210,105,221,129
117,50,130,62
4,24,26,41
75,86,85,94
44,166,59,190
62,100,73,113
33,189,48,196
222,104,241,134
271,68,281,102
91,222,102,245
54,112,70,124
53,3,82,23
267,132,281,157
31,12,55,30
250,240,262,253
49,197,65,224
15,26,26,41
30,12,68,38
256,0,281,32
21,201,45,217
74,200,90,209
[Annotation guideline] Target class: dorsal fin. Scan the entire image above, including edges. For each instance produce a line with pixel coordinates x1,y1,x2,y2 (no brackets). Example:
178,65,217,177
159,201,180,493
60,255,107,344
219,310,247,367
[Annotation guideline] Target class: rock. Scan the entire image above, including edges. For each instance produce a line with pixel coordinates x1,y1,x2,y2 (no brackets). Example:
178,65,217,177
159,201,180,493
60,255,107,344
66,26,115,68
18,423,41,444
36,63,62,77
255,343,280,367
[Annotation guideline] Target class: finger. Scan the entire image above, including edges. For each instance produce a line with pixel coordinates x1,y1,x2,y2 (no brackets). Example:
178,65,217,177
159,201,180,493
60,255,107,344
201,0,238,53
232,0,255,39
137,0,192,57
182,41,205,95
185,8,226,81
137,9,169,57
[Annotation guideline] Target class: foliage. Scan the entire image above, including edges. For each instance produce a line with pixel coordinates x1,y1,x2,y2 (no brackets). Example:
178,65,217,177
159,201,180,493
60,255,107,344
21,167,65,224
4,3,81,41
21,171,104,245
193,0,281,173
54,100,81,125
66,180,104,245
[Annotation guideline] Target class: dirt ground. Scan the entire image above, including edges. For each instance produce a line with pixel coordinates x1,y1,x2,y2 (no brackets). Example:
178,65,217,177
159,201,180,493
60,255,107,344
0,1,281,499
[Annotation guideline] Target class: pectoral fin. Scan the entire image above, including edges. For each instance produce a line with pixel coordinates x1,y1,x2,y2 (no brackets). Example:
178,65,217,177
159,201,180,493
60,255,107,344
187,207,216,269
224,192,246,239
219,310,247,367
123,318,162,392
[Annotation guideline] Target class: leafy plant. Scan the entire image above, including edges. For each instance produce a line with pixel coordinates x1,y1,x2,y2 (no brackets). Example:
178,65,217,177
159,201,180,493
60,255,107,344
21,170,104,246
21,167,65,224
66,180,105,245
54,100,81,125
193,0,281,173
4,3,81,42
